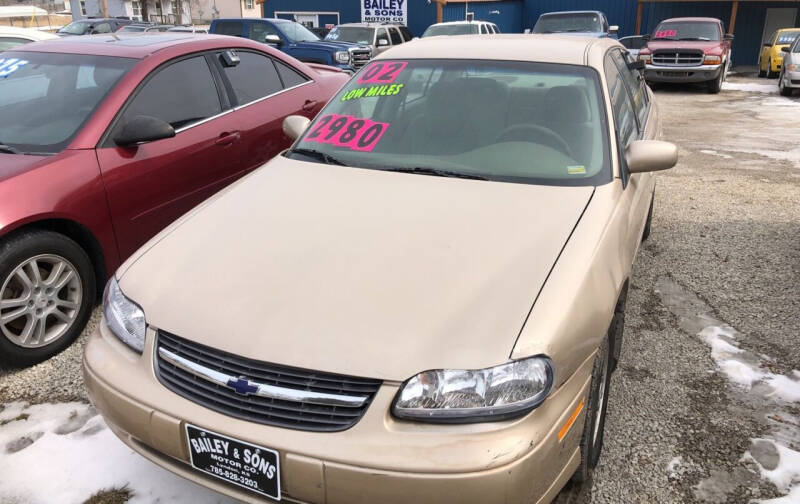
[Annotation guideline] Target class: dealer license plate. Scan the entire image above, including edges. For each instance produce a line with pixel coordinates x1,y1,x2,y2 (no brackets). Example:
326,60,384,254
185,424,281,501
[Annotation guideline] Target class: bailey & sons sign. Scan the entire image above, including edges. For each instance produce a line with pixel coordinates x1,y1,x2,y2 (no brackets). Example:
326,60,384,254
361,0,407,24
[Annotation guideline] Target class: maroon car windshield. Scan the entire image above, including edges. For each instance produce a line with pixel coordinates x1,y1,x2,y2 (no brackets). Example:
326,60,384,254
0,52,135,154
652,22,721,41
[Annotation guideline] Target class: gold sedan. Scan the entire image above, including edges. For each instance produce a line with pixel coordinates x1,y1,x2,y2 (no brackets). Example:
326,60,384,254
84,35,677,504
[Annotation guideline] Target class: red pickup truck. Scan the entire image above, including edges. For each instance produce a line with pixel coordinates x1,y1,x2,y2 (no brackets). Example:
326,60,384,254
638,17,734,93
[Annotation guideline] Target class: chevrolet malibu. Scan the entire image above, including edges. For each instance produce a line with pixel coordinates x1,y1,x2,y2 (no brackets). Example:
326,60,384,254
85,35,677,503
0,34,347,365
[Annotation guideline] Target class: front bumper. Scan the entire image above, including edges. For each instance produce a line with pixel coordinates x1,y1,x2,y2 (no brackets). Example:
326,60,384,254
782,69,800,89
645,63,721,83
84,321,593,504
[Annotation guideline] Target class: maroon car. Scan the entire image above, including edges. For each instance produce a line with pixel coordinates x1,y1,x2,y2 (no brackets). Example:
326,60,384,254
638,17,733,93
0,34,347,365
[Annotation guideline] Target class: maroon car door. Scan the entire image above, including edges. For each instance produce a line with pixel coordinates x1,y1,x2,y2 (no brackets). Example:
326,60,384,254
212,49,323,172
96,54,245,259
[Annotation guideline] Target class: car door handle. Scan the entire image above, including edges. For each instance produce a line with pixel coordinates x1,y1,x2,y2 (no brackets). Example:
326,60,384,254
302,100,318,112
215,132,240,146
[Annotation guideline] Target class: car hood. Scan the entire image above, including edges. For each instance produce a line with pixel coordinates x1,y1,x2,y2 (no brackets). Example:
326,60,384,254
295,39,369,52
119,158,594,381
538,31,607,38
646,40,723,51
0,152,52,183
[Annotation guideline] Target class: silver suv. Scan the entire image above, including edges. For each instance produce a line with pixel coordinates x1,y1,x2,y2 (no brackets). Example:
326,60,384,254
325,22,413,55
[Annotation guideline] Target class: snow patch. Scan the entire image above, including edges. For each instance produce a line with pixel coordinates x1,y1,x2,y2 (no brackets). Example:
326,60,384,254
721,82,779,94
0,402,236,504
699,326,765,388
764,373,800,403
744,439,800,495
700,149,733,159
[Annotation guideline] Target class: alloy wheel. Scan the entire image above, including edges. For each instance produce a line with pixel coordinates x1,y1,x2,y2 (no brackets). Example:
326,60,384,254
0,254,83,348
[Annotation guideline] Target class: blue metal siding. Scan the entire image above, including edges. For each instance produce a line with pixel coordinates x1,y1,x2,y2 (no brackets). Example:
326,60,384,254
522,0,639,36
471,1,524,32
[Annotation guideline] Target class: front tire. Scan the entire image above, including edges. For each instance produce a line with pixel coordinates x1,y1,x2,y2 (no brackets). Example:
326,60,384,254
767,59,777,79
779,70,793,97
571,335,612,483
0,230,95,366
707,70,723,94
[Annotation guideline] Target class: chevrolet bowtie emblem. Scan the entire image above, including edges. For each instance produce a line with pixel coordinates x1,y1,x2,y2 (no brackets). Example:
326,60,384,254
226,376,259,396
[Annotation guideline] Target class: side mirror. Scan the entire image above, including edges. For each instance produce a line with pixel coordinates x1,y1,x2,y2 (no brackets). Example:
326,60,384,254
627,60,646,71
265,34,281,45
283,115,311,141
725,33,734,41
781,48,790,54
609,25,619,33
377,38,389,46
642,34,650,41
763,42,772,47
625,140,678,173
114,115,175,147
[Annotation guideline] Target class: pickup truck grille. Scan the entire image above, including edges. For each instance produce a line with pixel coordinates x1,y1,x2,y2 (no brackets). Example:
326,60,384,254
350,49,371,69
652,50,704,67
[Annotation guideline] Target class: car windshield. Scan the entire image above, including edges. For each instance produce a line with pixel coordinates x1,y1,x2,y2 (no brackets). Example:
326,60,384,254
652,22,720,41
0,52,135,154
776,30,800,45
533,13,603,34
422,24,478,37
119,25,146,32
275,20,320,43
58,21,91,35
326,27,373,44
287,59,610,186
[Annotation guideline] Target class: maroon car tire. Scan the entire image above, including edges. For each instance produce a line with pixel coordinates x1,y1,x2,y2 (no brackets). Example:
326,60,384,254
0,230,95,366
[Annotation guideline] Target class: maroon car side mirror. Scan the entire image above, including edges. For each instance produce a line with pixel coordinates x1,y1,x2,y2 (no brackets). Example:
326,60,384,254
114,115,175,147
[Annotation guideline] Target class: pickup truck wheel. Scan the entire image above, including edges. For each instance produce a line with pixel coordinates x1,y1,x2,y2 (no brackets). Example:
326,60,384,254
707,70,723,94
571,335,612,484
0,231,95,366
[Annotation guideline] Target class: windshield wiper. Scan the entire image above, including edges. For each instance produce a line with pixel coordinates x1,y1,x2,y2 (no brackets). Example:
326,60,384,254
290,148,347,166
382,166,489,181
678,37,711,41
0,143,19,154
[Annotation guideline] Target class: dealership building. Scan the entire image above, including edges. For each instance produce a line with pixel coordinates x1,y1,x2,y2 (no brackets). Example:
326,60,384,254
261,0,800,65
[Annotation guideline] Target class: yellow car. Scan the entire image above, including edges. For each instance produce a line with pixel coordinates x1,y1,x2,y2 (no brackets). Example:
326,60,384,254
759,28,800,78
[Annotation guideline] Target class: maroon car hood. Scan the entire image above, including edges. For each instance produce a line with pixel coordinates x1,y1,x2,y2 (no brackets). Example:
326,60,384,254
647,40,723,52
0,153,52,183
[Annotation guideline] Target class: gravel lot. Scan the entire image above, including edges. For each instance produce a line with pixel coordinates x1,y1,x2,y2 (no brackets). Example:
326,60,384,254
1,73,798,503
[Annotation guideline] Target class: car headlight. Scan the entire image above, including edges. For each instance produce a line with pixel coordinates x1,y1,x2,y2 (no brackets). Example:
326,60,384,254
103,277,146,353
788,64,799,72
335,51,350,64
703,54,722,65
393,356,554,423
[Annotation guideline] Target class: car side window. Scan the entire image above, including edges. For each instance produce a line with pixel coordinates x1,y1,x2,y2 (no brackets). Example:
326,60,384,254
116,56,222,133
376,28,389,45
492,25,499,33
215,21,243,37
93,22,112,34
399,26,412,41
249,22,279,42
219,50,282,105
274,59,308,88
480,24,488,34
0,37,30,50
610,49,648,129
604,52,638,154
389,27,402,45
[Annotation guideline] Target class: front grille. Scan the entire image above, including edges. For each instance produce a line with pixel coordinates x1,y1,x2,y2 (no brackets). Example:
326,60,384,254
652,50,704,67
155,331,382,432
350,49,371,68
792,80,800,85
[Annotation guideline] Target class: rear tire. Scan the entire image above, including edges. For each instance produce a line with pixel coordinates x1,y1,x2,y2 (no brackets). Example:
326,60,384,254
0,231,95,366
572,335,612,483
